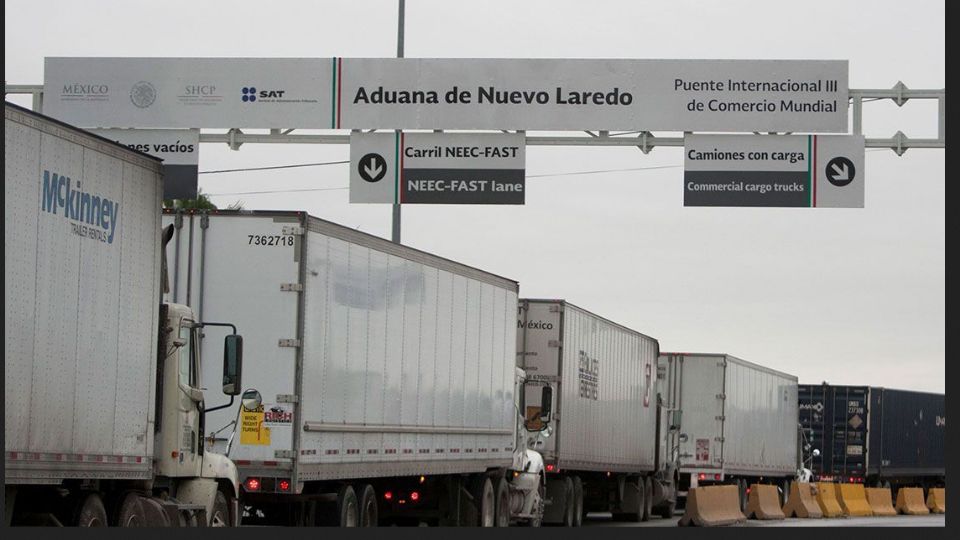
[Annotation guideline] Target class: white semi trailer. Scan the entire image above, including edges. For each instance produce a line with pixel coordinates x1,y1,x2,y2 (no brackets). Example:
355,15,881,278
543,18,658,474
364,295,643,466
4,102,244,527
658,352,800,510
162,209,545,526
516,299,678,526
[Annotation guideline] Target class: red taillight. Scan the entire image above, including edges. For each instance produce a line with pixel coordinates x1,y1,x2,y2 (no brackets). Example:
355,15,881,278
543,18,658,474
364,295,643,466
545,464,555,473
410,491,420,501
245,478,261,492
278,480,291,492
698,473,706,481
384,491,393,500
746,487,752,494
714,474,721,481
849,477,854,483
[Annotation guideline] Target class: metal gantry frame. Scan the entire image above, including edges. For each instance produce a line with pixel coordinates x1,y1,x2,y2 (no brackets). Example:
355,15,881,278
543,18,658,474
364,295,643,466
5,82,944,156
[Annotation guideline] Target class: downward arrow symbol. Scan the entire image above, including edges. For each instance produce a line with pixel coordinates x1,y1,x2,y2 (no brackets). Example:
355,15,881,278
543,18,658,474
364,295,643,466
830,163,849,181
363,158,383,179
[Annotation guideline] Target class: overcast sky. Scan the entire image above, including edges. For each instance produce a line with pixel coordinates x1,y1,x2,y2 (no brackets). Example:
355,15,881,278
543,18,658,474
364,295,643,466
5,0,944,392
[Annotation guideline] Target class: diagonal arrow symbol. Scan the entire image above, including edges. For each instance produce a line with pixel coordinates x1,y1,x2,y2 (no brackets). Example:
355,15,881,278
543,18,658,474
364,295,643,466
830,162,849,181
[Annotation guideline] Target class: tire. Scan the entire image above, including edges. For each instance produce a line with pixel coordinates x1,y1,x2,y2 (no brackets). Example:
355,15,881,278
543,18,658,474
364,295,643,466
74,493,108,527
737,479,747,512
572,476,584,527
114,492,145,527
470,476,496,527
210,490,231,527
642,476,653,522
358,484,378,527
561,477,575,526
337,485,359,527
522,476,545,527
657,496,677,519
494,477,511,527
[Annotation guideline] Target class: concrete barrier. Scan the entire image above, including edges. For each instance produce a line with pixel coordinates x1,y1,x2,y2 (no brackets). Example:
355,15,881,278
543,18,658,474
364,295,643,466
815,482,845,518
926,487,945,514
896,487,930,515
678,485,746,527
864,487,897,516
837,484,873,517
745,484,785,520
782,482,823,518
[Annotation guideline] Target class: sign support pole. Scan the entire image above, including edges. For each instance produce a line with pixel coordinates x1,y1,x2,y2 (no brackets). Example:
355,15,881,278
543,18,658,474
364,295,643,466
392,0,405,244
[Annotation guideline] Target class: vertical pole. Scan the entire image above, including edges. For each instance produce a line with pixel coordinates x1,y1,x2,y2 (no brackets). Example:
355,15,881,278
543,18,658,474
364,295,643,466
392,0,405,244
852,93,863,135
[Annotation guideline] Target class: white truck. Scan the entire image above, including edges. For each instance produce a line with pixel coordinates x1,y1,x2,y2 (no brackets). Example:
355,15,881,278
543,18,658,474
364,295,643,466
4,102,244,527
162,209,545,526
516,299,678,525
658,352,800,510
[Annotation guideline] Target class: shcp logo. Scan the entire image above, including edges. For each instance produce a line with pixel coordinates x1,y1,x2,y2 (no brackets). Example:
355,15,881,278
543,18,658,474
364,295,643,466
241,87,257,102
130,81,157,108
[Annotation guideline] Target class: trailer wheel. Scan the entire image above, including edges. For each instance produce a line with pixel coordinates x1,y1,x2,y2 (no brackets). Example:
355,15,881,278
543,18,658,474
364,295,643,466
571,476,584,527
642,476,653,522
74,493,108,527
114,492,145,527
736,480,747,512
337,485,359,527
494,477,511,527
470,476,496,527
209,490,231,527
357,484,378,527
561,477,575,527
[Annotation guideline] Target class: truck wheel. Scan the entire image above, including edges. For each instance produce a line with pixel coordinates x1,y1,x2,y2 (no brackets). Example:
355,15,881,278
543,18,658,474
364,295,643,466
209,490,231,527
471,476,496,527
522,476,545,527
114,492,145,527
572,476,584,527
657,497,677,519
337,485,359,527
642,476,653,522
494,477,511,527
74,493,108,527
357,484,378,527
561,477,575,527
736,480,747,512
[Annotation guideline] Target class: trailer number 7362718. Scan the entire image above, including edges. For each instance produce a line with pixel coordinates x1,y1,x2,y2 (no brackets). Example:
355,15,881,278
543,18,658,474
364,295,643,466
248,235,295,247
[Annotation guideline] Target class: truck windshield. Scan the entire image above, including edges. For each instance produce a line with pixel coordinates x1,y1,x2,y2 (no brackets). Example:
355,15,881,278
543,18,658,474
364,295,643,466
178,322,199,389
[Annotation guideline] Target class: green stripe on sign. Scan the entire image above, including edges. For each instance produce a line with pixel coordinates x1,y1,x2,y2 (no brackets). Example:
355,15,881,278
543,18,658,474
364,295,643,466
331,58,337,129
394,132,400,204
807,135,812,207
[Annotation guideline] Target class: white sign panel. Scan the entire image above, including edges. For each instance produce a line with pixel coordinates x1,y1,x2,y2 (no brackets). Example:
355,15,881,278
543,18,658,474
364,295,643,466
350,132,526,204
684,134,865,207
44,57,332,129
44,57,847,132
337,58,848,132
89,128,200,199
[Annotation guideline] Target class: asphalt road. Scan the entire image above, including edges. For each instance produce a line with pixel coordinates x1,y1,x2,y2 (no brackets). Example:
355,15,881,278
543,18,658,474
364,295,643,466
583,512,946,527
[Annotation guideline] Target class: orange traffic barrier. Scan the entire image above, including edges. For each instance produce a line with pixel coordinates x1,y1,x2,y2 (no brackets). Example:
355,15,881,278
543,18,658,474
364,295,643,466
896,487,930,515
815,482,845,518
864,487,897,516
678,485,747,527
745,484,785,520
926,487,945,514
782,482,823,518
837,483,873,516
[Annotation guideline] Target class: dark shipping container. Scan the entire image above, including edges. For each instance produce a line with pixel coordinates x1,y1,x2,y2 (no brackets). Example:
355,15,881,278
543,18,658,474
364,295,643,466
799,384,944,486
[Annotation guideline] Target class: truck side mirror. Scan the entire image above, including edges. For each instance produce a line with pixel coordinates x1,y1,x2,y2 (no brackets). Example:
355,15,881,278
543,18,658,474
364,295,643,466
539,386,553,424
223,335,243,395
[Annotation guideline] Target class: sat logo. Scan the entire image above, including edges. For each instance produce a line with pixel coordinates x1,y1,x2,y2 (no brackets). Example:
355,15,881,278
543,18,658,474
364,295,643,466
241,86,286,102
